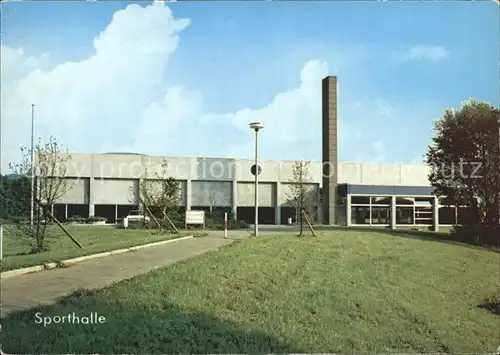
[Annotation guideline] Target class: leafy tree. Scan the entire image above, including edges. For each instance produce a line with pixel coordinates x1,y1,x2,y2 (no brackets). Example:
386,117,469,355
0,174,30,221
8,136,71,253
287,160,316,236
426,99,500,246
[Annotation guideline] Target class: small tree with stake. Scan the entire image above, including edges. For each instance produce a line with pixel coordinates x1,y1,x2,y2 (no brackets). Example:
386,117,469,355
9,136,72,253
287,160,317,236
140,160,181,232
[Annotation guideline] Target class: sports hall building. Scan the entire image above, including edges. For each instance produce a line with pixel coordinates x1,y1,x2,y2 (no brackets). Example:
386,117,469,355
46,77,462,230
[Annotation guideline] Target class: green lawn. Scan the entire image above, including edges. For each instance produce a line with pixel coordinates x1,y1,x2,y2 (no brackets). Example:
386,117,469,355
1,230,498,353
1,225,186,271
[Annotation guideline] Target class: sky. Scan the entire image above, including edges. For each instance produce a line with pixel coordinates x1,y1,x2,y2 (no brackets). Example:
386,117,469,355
1,1,498,173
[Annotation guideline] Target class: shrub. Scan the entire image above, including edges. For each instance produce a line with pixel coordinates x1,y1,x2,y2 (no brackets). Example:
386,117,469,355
87,216,107,223
238,220,249,229
205,211,224,229
164,210,184,229
227,218,249,230
449,225,500,248
479,292,500,315
125,219,150,229
66,215,86,224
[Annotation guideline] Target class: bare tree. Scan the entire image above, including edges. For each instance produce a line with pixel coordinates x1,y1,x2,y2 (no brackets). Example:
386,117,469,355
9,136,71,253
287,160,315,236
140,160,181,230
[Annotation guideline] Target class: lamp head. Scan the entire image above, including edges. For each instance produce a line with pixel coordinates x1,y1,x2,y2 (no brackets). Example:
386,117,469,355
249,122,264,131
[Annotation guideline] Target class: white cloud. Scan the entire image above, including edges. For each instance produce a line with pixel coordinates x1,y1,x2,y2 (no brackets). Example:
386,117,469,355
1,3,333,172
1,2,414,173
1,3,190,171
401,45,450,62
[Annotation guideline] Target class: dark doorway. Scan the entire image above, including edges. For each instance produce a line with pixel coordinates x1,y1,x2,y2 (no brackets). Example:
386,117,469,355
236,207,276,224
95,205,116,223
280,206,296,225
53,204,66,222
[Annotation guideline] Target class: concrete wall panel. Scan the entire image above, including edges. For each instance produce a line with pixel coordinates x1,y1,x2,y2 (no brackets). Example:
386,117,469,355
92,154,144,179
142,156,191,180
38,153,91,178
191,181,232,206
400,165,431,186
190,158,236,181
54,178,89,204
359,163,401,185
236,160,280,183
308,163,323,186
278,161,323,185
62,153,92,178
92,179,139,205
338,163,361,184
237,182,275,207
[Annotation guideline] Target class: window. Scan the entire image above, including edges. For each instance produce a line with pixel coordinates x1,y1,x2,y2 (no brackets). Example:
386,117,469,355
415,206,433,225
351,206,370,225
396,207,413,224
351,196,370,205
371,197,391,205
396,197,414,205
372,206,390,224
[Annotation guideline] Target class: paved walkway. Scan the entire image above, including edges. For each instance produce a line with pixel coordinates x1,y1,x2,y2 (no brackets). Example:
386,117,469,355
1,236,237,318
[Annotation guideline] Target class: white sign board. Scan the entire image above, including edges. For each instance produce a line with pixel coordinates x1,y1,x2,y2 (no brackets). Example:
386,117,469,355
185,210,205,225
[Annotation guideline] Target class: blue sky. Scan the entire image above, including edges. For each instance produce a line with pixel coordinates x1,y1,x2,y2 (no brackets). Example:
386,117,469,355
1,1,498,172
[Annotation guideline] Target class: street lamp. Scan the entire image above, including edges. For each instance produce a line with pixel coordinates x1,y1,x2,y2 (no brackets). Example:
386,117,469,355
0,92,3,259
30,104,35,228
249,121,264,237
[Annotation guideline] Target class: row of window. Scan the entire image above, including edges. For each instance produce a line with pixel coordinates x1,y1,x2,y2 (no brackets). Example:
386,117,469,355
351,206,434,225
350,205,465,225
350,196,434,206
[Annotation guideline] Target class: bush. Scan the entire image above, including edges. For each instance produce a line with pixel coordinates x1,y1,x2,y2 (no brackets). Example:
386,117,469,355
228,219,249,230
451,224,500,247
66,215,86,224
9,216,30,224
480,292,500,315
124,221,147,229
164,210,184,228
205,211,224,229
204,211,249,230
87,216,107,223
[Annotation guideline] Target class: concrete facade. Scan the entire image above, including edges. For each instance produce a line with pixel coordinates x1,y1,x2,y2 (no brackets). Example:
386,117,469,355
46,152,434,225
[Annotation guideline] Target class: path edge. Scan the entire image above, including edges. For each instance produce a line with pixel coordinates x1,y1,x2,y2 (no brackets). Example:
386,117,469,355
0,235,194,279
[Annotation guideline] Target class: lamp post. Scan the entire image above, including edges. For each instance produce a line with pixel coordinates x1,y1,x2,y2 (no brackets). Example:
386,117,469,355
0,95,3,259
30,104,35,228
249,122,264,237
